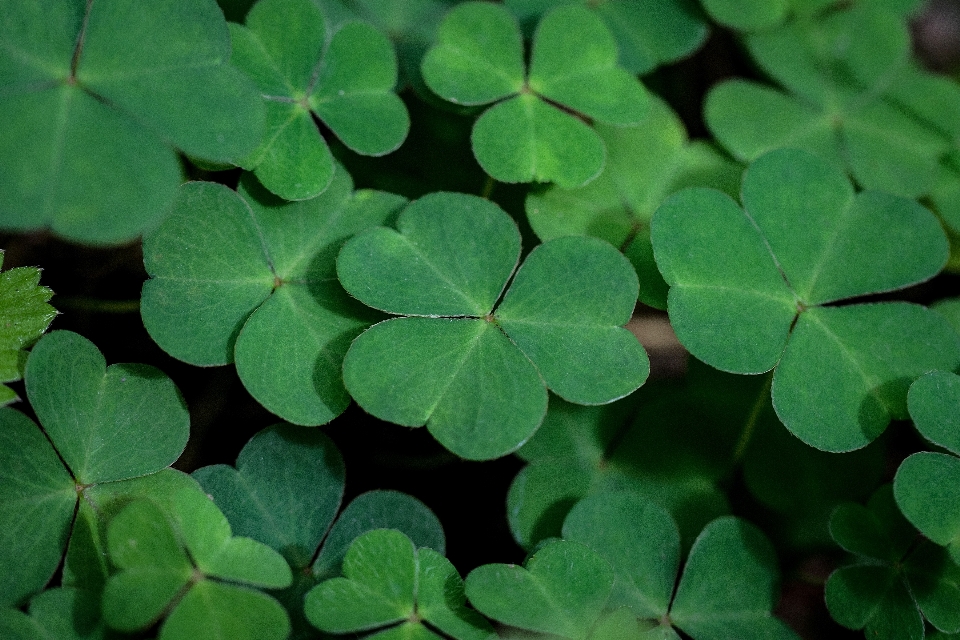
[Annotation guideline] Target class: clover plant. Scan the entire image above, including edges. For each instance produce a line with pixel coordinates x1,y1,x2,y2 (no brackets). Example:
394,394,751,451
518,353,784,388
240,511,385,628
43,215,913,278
3,1,960,639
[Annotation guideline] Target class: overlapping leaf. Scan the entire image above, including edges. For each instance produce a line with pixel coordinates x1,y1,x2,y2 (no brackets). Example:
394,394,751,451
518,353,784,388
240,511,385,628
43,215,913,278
525,95,740,309
305,529,494,640
421,2,649,188
564,500,797,640
141,167,407,426
892,371,960,565
230,0,409,200
705,6,952,198
192,424,446,638
825,485,960,638
0,252,56,405
651,148,959,452
338,191,648,460
102,491,292,640
701,0,787,31
0,331,189,607
0,0,263,243
465,539,614,640
508,361,756,550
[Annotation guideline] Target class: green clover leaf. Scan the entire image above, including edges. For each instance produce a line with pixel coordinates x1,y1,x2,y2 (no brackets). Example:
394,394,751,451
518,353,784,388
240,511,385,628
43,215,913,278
0,251,56,405
705,6,952,198
503,0,708,75
825,485,960,638
102,492,292,640
651,148,959,452
141,167,407,426
0,0,264,243
566,496,798,640
305,528,494,640
0,331,189,607
230,0,410,200
525,94,741,310
508,361,785,551
337,191,648,460
421,2,649,188
192,424,446,636
465,539,614,640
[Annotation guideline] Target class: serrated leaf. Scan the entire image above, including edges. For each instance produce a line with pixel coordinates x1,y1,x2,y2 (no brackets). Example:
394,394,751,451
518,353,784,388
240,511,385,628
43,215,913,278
24,331,189,483
142,169,407,426
465,540,614,640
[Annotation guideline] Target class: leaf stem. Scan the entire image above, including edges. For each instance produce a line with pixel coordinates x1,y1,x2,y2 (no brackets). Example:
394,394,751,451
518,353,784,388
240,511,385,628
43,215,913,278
481,175,496,200
69,0,96,82
732,372,773,464
54,296,140,313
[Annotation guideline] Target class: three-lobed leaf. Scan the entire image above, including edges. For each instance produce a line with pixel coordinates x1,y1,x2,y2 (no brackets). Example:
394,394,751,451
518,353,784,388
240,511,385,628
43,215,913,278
338,191,648,459
651,148,958,452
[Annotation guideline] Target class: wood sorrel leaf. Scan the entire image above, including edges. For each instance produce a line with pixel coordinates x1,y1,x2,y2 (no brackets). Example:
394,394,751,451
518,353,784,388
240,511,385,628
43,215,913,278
25,331,189,483
339,192,647,459
670,517,797,640
421,2,648,188
562,492,680,619
192,424,345,569
465,539,614,640
906,371,960,455
142,168,407,426
525,95,741,310
0,0,264,243
652,148,958,452
160,580,291,640
305,529,492,640
503,0,708,76
894,453,960,563
0,409,75,608
231,0,408,200
701,0,787,30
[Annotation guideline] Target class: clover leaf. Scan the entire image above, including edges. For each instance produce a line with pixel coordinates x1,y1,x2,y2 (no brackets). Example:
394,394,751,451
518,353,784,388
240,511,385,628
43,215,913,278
230,0,410,201
525,94,741,310
102,491,292,640
192,424,446,636
0,330,189,607
825,485,960,638
507,360,765,550
564,495,798,640
502,0,709,75
705,6,952,199
0,0,264,244
337,191,648,460
421,2,649,188
305,528,494,640
0,252,56,405
651,147,960,452
465,539,614,640
700,0,787,31
141,167,407,426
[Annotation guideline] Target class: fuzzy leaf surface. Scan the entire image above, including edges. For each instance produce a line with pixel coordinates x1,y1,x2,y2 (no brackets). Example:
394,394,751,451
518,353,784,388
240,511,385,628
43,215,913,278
142,171,406,426
465,540,614,640
24,331,189,483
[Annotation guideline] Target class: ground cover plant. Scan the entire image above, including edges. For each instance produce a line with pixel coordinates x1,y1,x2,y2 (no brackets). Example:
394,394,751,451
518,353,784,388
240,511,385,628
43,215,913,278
2,0,960,639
